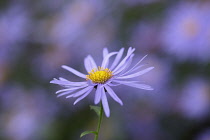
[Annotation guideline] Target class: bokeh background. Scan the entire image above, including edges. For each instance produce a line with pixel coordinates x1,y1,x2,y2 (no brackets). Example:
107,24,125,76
0,0,210,140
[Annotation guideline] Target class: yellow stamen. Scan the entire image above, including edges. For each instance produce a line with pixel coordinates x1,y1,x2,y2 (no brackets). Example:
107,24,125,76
86,66,113,84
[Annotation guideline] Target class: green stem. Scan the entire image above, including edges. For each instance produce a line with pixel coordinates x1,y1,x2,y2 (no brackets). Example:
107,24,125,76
94,102,103,140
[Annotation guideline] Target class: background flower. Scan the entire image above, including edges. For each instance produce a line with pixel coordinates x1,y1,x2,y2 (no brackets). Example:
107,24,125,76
161,1,210,62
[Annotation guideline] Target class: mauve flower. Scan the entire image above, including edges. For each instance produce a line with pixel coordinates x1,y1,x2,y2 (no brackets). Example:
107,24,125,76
50,47,154,117
161,2,210,62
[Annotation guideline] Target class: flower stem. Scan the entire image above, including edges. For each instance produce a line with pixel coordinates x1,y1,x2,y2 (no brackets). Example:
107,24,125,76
94,102,103,140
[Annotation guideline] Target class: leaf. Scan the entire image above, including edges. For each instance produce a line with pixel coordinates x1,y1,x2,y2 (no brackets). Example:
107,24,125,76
90,105,101,117
80,131,97,138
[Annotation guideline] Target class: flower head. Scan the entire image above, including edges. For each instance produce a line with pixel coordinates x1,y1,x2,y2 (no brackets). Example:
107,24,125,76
86,66,113,84
50,47,154,117
161,2,210,61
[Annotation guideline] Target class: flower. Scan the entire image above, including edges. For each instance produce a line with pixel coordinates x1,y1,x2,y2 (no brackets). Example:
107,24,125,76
161,2,210,62
50,47,154,117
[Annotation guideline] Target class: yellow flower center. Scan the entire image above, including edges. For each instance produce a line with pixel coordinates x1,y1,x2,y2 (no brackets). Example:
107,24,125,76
86,66,113,84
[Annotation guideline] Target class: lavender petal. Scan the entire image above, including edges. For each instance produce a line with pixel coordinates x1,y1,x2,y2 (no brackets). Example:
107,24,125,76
62,65,86,79
101,52,118,68
94,84,102,104
102,89,110,117
110,48,124,70
66,86,93,98
117,67,154,79
73,88,93,105
105,85,123,106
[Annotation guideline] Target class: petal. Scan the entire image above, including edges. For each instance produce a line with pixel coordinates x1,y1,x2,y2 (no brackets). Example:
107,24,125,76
89,56,97,69
127,47,132,53
66,86,93,98
103,48,109,58
105,85,123,106
101,52,118,68
55,84,88,94
50,79,69,85
59,77,87,85
121,55,148,76
84,55,97,72
57,90,75,97
116,67,154,79
113,54,134,75
127,47,135,54
62,65,86,79
122,64,146,76
94,84,102,104
107,82,120,86
102,89,110,117
84,57,92,72
73,88,93,105
110,48,124,70
113,80,138,84
113,48,135,73
114,80,153,90
50,78,87,87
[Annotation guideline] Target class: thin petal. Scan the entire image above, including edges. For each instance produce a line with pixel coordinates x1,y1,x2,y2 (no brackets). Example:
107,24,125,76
89,55,97,69
103,48,109,58
94,84,102,104
119,55,134,74
50,78,87,87
62,65,86,79
113,54,134,75
113,48,135,73
121,55,148,76
84,55,97,73
55,84,87,94
107,82,120,86
116,67,154,79
105,85,123,106
113,80,138,84
58,77,68,81
110,48,124,70
73,88,93,105
66,86,93,98
58,77,87,85
127,47,135,55
84,57,92,72
101,52,118,68
114,80,153,90
102,89,110,117
127,47,133,54
57,90,75,97
122,64,146,76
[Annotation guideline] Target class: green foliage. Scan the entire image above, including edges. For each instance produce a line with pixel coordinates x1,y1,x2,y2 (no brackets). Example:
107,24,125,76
90,105,101,117
80,131,97,138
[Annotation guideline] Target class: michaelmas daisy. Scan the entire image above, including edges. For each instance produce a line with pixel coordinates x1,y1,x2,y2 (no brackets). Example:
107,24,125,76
50,47,154,117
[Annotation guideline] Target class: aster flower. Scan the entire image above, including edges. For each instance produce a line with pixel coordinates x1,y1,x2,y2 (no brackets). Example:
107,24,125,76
50,47,154,117
161,2,210,61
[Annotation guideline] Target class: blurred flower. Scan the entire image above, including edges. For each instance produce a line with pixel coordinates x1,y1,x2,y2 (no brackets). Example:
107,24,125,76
32,0,118,80
161,2,210,62
178,77,210,119
51,47,154,117
130,21,161,52
0,5,29,47
0,4,29,85
0,85,58,140
48,0,113,49
31,45,72,80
